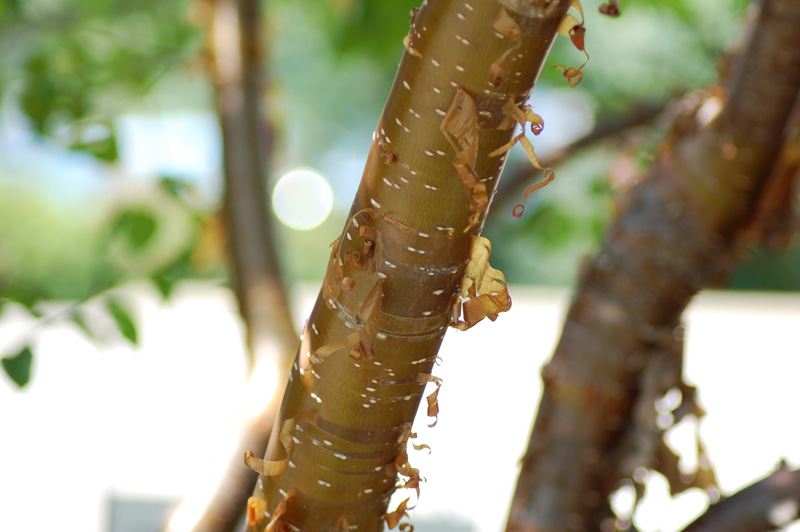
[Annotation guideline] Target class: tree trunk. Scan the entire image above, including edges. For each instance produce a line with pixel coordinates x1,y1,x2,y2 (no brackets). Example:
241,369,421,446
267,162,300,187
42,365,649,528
506,1,800,531
167,1,298,531
243,1,576,530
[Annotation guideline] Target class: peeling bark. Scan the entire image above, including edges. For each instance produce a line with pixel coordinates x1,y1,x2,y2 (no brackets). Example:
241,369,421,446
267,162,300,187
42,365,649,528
244,1,573,530
490,103,665,219
506,1,800,531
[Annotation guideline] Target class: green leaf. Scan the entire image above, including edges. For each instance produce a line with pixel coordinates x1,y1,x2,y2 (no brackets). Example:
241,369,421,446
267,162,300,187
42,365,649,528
151,274,177,300
71,130,119,162
2,346,33,388
5,292,39,312
158,176,192,198
110,209,158,252
106,298,138,345
69,309,97,342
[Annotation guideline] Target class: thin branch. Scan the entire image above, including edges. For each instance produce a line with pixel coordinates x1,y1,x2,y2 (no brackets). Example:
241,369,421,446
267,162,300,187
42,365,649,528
166,0,297,530
680,463,800,532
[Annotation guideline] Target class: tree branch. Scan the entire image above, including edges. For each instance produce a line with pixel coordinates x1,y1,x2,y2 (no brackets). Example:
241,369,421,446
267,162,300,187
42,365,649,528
505,0,800,530
244,1,574,530
166,0,297,530
680,463,800,532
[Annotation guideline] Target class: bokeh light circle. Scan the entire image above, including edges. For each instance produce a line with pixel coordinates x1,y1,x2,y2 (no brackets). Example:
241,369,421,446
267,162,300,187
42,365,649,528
272,168,333,230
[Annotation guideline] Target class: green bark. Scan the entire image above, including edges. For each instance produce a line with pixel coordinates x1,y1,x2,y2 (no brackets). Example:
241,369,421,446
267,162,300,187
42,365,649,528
243,0,574,530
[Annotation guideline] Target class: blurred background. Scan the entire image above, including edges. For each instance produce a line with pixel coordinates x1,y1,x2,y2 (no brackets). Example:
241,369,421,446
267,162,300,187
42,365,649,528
1,0,798,531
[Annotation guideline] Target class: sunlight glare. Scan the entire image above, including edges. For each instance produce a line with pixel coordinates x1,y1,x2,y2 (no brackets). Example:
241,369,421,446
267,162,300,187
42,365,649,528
272,168,333,230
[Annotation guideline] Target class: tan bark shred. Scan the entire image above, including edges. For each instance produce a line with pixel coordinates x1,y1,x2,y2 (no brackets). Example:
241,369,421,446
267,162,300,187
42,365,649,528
599,0,620,17
313,279,384,363
402,34,423,58
403,7,423,58
449,236,512,331
395,447,422,494
246,496,268,526
488,98,554,217
554,0,590,86
489,7,522,86
412,442,432,453
415,373,443,427
312,209,385,365
385,497,412,529
244,417,297,477
441,88,488,233
264,489,296,532
334,516,351,531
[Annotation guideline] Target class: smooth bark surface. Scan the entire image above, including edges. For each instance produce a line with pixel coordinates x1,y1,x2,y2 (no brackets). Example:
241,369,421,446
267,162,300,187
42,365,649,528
506,1,800,531
244,1,574,530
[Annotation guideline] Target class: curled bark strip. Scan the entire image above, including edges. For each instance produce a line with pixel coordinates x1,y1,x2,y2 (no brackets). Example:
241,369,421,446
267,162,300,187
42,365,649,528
265,489,296,532
313,208,385,364
554,0,590,86
489,7,522,86
425,387,441,428
554,64,584,87
441,88,480,166
416,373,443,427
441,87,488,233
246,496,268,526
334,516,351,532
454,162,489,232
386,497,412,530
312,279,384,364
488,98,553,218
402,34,422,58
395,447,422,494
599,0,620,17
450,235,512,331
412,442,432,453
244,417,297,477
403,6,423,58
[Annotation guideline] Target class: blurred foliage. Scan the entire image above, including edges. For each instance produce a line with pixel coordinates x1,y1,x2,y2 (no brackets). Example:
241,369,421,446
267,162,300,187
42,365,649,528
729,245,800,291
0,0,200,159
1,346,32,388
485,145,618,285
0,0,797,386
106,297,138,344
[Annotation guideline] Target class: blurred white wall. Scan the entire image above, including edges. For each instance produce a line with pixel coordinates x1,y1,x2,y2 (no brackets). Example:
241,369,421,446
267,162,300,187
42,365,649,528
1,283,798,532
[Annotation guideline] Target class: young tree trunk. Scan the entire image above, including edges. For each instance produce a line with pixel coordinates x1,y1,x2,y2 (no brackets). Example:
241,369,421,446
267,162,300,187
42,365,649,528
168,1,298,531
243,1,576,530
506,1,800,531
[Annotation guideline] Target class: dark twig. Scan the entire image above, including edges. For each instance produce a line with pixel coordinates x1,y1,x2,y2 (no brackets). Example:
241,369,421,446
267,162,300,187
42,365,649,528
680,463,800,532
